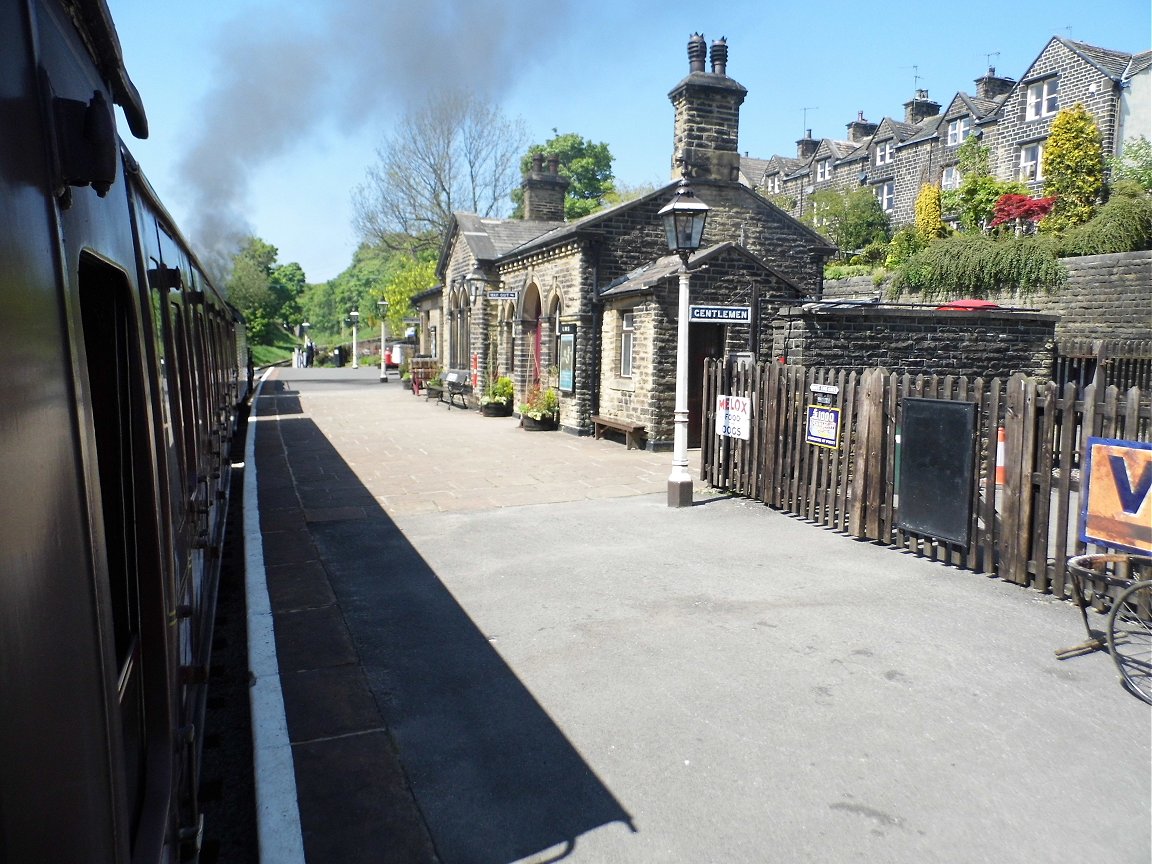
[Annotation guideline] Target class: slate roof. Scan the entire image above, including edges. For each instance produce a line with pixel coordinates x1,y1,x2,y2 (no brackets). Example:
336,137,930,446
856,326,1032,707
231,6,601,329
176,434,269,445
499,183,681,259
1060,37,1138,81
454,213,562,261
739,156,771,186
597,241,804,298
1127,50,1152,78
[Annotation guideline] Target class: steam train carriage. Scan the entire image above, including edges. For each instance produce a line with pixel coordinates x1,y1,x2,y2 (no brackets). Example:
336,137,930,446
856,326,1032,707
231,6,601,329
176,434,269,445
1,1,247,861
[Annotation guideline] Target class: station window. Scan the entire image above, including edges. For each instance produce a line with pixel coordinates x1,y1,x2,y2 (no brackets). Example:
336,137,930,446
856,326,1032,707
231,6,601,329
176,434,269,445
620,313,634,378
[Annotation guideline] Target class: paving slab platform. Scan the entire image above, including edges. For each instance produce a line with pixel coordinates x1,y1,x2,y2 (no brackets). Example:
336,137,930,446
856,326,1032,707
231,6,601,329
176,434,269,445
247,366,1150,864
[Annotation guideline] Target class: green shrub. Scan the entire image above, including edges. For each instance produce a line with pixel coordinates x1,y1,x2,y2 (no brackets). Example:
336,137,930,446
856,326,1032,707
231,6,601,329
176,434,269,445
891,234,1065,299
1058,181,1152,256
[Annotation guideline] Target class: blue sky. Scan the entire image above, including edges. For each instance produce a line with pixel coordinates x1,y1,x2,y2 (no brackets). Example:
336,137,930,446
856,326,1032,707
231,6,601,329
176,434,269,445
106,0,1149,283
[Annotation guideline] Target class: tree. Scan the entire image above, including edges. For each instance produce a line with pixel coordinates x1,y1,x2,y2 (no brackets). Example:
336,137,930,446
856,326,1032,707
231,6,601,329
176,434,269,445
227,237,280,342
913,184,947,243
270,262,306,330
352,91,527,251
1107,136,1152,192
1042,103,1105,232
509,131,615,220
942,136,1028,232
377,256,436,337
804,187,890,253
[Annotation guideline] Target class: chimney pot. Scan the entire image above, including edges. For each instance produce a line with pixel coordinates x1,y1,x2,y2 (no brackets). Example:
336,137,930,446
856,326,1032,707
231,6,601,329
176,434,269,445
710,38,728,76
688,33,706,73
531,153,544,172
546,154,560,175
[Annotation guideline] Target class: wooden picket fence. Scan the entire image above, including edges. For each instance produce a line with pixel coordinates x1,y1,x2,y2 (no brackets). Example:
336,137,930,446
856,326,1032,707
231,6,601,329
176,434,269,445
701,359,1151,598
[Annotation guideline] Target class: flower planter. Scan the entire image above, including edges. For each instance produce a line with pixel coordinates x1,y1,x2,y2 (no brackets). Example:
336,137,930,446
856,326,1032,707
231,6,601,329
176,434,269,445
481,402,513,417
521,415,558,431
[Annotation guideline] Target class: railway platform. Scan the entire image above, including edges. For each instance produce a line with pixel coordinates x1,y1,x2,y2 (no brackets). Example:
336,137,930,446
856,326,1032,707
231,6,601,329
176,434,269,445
245,366,1149,864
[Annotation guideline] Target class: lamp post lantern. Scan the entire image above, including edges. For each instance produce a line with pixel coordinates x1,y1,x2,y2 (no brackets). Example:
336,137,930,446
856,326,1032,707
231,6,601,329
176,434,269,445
657,177,710,508
378,300,389,383
349,310,360,369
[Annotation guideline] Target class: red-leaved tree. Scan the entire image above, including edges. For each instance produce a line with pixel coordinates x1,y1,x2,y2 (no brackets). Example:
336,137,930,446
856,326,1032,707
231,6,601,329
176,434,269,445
989,193,1058,232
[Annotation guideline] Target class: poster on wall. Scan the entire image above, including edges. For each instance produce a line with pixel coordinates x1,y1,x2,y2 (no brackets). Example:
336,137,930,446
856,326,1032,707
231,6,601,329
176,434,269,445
558,331,575,393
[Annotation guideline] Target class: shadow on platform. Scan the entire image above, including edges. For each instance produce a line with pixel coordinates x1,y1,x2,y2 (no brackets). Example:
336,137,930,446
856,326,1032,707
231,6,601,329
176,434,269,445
255,388,633,863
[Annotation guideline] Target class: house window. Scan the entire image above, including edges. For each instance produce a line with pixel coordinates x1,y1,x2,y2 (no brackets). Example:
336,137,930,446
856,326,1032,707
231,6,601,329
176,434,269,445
816,159,832,181
1019,142,1045,181
620,313,634,378
766,174,781,193
874,141,894,166
942,166,960,190
947,117,971,145
876,181,895,212
1026,78,1059,121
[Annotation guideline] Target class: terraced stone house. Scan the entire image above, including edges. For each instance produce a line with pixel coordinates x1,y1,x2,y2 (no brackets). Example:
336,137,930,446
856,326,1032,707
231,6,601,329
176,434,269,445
750,37,1151,235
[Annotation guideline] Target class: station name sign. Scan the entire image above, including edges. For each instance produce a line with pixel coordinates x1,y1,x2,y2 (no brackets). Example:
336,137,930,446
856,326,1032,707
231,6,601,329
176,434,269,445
689,305,751,323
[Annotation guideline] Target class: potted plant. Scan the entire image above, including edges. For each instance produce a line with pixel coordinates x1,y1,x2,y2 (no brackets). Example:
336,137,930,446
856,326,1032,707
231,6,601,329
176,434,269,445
480,375,515,417
519,386,559,431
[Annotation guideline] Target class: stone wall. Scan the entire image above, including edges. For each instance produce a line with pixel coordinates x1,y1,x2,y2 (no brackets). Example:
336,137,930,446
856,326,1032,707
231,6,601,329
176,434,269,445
771,305,1058,378
820,250,1152,343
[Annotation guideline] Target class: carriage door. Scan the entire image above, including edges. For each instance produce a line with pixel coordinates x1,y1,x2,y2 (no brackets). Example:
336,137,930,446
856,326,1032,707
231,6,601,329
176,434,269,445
688,325,724,448
79,255,168,854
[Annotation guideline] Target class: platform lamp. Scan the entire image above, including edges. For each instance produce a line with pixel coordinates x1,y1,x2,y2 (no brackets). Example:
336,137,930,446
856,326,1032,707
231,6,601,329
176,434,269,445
657,176,710,508
378,299,389,383
349,309,360,369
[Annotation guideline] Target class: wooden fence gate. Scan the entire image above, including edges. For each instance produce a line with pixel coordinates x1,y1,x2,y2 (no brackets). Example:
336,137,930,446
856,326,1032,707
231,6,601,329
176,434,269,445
701,359,1151,598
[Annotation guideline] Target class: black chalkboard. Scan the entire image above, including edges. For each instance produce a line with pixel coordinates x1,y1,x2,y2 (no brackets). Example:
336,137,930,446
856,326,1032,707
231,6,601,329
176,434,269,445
896,398,977,546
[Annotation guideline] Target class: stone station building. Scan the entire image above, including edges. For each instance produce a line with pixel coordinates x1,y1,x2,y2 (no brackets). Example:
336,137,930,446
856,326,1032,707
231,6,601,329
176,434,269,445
429,36,835,450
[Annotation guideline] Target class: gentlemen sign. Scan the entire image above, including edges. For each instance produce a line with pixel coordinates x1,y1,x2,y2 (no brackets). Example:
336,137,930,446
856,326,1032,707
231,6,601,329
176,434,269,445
716,395,751,440
690,305,751,322
1081,437,1152,554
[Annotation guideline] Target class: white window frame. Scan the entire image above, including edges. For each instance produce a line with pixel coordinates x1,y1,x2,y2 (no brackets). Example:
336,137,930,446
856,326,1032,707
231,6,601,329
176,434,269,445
941,165,960,191
947,117,971,146
1019,142,1045,181
620,313,635,378
1026,78,1059,121
876,181,895,212
767,174,781,193
874,141,894,166
816,159,832,182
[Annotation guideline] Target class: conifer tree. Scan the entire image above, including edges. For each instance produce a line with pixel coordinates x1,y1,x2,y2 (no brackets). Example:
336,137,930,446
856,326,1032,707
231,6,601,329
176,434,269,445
914,183,946,243
1042,103,1105,232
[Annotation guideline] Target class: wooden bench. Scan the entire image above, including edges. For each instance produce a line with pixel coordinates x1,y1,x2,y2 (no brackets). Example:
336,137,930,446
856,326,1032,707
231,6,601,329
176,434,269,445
591,415,646,450
441,369,473,409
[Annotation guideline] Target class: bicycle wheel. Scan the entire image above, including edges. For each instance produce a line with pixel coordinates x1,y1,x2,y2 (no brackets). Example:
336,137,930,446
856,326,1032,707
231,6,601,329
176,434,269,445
1108,579,1152,705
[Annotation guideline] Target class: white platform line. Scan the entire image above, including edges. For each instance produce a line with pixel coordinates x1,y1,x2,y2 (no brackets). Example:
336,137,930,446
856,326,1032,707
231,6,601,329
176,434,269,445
244,371,306,864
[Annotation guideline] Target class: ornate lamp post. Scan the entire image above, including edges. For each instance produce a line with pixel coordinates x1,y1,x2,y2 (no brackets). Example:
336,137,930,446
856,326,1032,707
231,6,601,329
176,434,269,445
377,300,389,383
657,177,710,507
349,309,360,369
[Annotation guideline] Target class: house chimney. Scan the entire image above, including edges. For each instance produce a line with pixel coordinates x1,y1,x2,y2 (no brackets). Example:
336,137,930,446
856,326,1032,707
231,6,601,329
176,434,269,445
796,129,819,160
521,152,569,221
669,33,747,181
846,111,878,143
974,66,1016,99
903,89,941,124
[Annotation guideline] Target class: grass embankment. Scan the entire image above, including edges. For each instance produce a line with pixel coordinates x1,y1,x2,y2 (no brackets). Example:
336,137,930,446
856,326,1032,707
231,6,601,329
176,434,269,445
250,329,298,367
